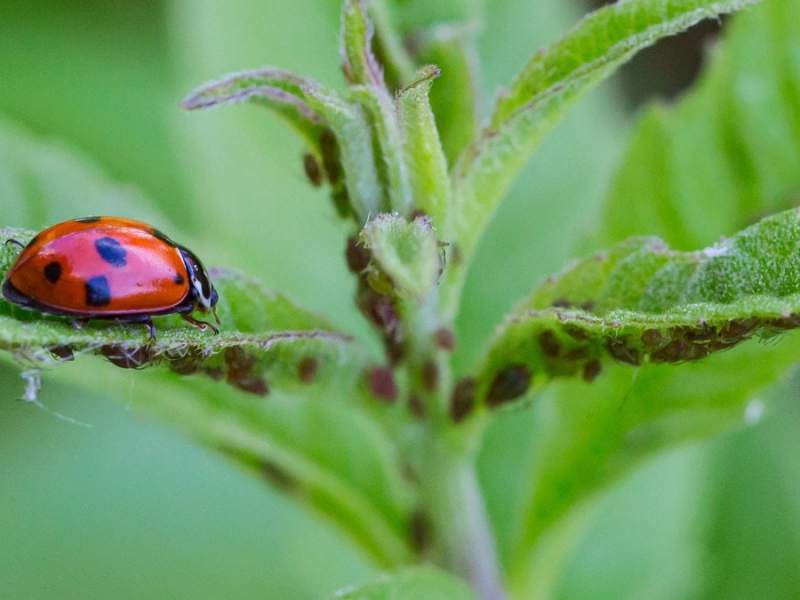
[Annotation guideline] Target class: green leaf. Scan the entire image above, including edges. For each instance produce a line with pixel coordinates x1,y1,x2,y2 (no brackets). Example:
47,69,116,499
181,68,327,154
332,567,475,599
350,86,414,216
450,0,762,268
596,0,800,249
361,213,440,300
407,23,481,165
507,338,800,599
0,117,162,228
397,66,452,236
304,85,384,221
341,0,385,88
0,227,364,393
475,207,800,409
1,225,418,566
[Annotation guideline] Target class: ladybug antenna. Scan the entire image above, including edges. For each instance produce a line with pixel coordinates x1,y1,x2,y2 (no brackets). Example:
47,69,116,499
212,306,221,326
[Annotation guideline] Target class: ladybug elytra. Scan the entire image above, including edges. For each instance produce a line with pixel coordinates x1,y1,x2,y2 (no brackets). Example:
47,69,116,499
2,216,220,339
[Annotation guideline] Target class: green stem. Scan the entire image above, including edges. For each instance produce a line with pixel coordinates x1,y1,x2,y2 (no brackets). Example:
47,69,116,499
422,431,508,600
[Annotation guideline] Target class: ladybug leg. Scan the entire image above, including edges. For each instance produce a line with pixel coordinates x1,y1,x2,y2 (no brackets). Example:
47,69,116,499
181,313,219,334
143,318,157,342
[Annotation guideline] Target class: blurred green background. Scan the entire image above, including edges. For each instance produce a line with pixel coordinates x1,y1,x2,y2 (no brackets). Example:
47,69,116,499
1,1,799,598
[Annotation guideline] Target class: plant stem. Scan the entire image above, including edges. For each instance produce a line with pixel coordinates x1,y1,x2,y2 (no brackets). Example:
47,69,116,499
422,431,508,600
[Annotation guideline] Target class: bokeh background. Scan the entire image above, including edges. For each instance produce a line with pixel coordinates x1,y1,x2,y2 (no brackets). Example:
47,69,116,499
1,1,799,598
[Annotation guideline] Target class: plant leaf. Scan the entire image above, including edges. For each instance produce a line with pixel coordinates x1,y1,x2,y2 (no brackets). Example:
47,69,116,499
304,85,384,221
407,22,482,165
181,68,327,154
350,86,414,216
475,207,800,410
331,567,475,599
450,0,762,267
1,225,419,566
361,213,440,300
397,66,452,236
0,227,366,396
596,0,800,250
506,338,800,599
341,0,385,88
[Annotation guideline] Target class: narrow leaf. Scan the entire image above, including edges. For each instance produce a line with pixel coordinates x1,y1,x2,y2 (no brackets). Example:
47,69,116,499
397,66,453,237
341,0,385,87
304,85,384,221
181,68,326,153
350,86,414,215
451,0,762,268
332,567,475,599
475,207,800,409
407,22,481,164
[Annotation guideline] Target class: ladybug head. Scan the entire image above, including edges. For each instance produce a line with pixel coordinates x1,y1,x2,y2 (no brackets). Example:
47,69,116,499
179,246,219,314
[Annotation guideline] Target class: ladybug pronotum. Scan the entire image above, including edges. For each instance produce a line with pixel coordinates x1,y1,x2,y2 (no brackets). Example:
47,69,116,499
2,216,220,340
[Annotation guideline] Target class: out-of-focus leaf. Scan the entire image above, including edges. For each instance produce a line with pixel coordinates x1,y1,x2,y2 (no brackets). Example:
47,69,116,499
181,68,327,153
341,0,385,87
507,335,800,599
451,0,762,268
410,23,482,165
475,208,800,409
397,66,452,236
331,567,475,599
0,118,162,228
361,214,439,300
596,0,800,250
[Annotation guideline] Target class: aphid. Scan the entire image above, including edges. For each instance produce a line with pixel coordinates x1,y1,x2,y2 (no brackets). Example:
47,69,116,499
2,216,220,340
302,153,324,187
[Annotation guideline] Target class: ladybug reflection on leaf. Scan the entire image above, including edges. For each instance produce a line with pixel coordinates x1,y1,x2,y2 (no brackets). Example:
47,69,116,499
2,216,220,340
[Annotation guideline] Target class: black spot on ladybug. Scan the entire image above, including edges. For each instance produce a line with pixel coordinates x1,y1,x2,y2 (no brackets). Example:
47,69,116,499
487,364,531,408
74,216,101,224
174,273,185,285
95,236,127,267
43,261,62,284
85,276,111,307
151,228,176,247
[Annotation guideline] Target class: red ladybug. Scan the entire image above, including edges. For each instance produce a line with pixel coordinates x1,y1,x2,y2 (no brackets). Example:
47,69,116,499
2,216,220,339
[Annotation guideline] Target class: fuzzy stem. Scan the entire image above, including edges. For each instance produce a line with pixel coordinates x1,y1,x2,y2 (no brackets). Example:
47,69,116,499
422,431,508,600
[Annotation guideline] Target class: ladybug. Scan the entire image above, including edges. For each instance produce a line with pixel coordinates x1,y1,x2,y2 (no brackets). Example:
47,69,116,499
2,216,220,340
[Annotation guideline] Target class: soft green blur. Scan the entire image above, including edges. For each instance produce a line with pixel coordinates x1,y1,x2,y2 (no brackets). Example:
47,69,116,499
1,1,799,599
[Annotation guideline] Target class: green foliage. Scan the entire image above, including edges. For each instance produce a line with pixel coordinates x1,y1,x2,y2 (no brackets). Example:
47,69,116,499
450,0,763,268
332,567,475,599
2,0,798,598
476,208,800,409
